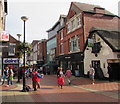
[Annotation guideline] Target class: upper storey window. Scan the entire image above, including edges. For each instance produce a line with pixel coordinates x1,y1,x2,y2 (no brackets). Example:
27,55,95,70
67,14,81,34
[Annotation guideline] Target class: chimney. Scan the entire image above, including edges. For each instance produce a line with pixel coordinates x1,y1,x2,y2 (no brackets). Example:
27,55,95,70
94,7,105,14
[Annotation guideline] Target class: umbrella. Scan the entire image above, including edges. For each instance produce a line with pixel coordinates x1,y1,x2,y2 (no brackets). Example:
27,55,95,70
21,64,29,67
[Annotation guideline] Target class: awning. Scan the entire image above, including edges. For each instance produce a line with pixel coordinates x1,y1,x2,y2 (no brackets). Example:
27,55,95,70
43,61,58,67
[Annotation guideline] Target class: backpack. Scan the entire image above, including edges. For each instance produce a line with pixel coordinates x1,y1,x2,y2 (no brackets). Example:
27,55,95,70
26,85,31,92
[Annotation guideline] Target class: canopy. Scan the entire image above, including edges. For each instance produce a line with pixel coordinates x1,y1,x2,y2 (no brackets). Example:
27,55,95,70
43,62,57,67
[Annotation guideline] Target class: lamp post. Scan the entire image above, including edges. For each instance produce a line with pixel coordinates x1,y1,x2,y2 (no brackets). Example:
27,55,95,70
16,34,22,83
21,16,28,92
17,34,22,41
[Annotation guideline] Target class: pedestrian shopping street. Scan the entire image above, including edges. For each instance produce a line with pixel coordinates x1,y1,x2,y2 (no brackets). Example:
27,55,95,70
0,75,119,103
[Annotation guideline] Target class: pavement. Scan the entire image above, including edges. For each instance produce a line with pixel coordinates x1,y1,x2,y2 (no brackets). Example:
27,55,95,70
0,75,120,103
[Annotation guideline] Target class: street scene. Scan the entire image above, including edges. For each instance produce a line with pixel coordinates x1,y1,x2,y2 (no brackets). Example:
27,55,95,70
0,0,120,103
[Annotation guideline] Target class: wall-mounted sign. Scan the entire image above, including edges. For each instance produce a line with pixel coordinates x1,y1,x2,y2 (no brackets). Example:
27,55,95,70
0,31,9,41
88,39,94,47
3,58,19,64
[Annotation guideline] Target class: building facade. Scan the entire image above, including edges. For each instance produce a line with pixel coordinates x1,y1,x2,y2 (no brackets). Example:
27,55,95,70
2,35,20,75
56,2,119,76
37,39,47,67
46,20,60,73
0,0,7,76
84,28,120,80
31,40,39,66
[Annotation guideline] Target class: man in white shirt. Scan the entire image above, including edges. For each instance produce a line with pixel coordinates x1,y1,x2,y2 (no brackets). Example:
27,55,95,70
90,65,95,85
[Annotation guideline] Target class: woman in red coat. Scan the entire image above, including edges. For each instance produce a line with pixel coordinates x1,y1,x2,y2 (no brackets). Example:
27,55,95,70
57,67,65,89
32,69,43,91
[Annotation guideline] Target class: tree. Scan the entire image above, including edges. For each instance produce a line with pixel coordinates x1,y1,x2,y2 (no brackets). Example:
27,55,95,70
16,42,32,58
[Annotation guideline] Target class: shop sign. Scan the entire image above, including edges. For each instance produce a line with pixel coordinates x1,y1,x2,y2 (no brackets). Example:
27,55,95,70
0,31,9,41
3,58,19,64
88,39,94,47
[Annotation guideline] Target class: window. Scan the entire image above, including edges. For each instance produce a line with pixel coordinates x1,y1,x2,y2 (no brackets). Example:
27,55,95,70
76,16,81,27
9,43,16,56
61,43,64,54
71,19,75,30
67,23,71,33
70,35,80,52
60,30,63,40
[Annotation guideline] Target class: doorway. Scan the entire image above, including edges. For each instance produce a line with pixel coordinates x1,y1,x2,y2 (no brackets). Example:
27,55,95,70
91,60,104,79
109,63,120,80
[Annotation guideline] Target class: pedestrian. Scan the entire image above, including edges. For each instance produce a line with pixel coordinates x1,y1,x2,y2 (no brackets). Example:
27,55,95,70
32,69,43,91
107,64,113,82
65,68,72,85
7,67,14,85
89,65,95,85
57,67,65,89
2,66,9,85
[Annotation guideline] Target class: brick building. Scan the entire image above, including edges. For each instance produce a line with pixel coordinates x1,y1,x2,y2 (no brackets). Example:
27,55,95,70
56,2,119,76
37,39,47,67
2,35,20,75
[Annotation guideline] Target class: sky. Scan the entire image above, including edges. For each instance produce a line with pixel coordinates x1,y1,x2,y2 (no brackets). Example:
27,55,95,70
6,0,119,43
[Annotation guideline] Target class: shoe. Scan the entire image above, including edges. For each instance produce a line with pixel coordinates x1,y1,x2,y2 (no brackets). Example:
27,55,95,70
34,89,37,91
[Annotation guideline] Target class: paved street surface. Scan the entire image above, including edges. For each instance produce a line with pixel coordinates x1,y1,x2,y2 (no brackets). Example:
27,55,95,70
0,75,120,103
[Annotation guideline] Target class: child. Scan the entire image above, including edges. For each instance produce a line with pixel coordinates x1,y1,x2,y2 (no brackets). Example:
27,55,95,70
58,74,64,89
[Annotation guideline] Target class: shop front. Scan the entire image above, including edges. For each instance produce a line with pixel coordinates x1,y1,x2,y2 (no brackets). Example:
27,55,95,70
56,52,84,77
2,58,19,76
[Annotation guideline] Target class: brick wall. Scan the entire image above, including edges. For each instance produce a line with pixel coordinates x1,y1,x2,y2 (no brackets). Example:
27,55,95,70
84,13,119,41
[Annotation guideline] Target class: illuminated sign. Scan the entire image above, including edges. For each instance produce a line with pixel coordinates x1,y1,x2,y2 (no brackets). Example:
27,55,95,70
3,58,19,64
88,39,94,47
0,31,9,41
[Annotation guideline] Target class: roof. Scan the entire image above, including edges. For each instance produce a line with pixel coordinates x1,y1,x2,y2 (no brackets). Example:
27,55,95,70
46,20,60,32
73,2,115,16
89,27,120,52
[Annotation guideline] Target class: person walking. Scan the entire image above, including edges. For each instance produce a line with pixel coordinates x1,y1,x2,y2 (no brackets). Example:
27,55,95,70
32,69,43,91
7,67,14,85
107,64,113,82
89,65,95,85
2,66,9,85
65,68,72,85
57,67,65,89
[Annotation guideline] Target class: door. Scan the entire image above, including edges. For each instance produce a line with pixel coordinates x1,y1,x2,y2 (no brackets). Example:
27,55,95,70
110,63,120,80
92,60,104,79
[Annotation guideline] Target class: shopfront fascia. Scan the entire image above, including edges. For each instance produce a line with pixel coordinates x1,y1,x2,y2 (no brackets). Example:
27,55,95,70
56,52,84,76
2,58,19,75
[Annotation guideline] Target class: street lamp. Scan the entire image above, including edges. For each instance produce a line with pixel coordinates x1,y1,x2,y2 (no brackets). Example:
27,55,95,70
17,34,22,41
16,34,22,83
21,16,28,92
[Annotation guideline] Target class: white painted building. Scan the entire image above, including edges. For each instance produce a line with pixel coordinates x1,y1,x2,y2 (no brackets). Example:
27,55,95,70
84,27,120,80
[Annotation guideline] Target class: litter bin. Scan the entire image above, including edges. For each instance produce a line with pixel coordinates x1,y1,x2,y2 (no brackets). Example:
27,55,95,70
75,70,80,77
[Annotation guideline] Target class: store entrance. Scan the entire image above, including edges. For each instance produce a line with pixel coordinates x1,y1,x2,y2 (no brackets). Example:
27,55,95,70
110,63,120,80
92,60,104,79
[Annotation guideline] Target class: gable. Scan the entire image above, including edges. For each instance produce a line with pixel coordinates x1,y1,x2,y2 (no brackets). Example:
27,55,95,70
67,2,81,20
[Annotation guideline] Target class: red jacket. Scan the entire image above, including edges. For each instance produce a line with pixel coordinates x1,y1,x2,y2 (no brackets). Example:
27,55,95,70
58,77,64,85
32,72,40,82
